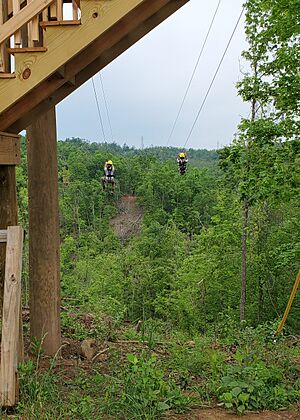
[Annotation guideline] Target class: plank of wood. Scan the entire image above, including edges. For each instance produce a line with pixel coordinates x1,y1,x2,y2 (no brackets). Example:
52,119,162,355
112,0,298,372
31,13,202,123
0,0,55,45
0,166,18,318
72,0,78,20
27,0,34,48
0,0,167,114
0,230,7,243
0,133,20,165
42,7,48,21
40,19,81,27
0,0,6,72
27,107,61,356
31,15,40,42
0,226,23,408
1,0,11,73
1,0,147,114
0,0,189,131
56,0,62,21
0,131,19,138
0,73,15,78
7,47,47,53
12,0,21,46
49,0,56,19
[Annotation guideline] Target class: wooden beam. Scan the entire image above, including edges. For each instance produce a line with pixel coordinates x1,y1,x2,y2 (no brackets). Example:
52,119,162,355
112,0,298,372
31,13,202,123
1,0,189,132
0,165,18,314
0,73,16,79
0,0,147,114
7,47,47,53
27,107,61,356
0,230,7,243
0,132,20,165
1,0,11,74
0,226,23,408
0,0,55,45
40,19,81,27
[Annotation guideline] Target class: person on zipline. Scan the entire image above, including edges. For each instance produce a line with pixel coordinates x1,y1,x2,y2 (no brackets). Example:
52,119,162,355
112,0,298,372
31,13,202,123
177,152,188,175
101,160,115,191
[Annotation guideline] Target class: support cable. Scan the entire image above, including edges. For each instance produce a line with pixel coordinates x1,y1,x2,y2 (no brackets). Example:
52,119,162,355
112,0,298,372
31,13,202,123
183,6,245,149
99,72,114,142
167,0,222,145
92,77,106,142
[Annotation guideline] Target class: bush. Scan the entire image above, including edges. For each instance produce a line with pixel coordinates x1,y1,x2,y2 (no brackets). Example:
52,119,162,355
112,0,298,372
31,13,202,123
218,362,300,414
120,353,190,419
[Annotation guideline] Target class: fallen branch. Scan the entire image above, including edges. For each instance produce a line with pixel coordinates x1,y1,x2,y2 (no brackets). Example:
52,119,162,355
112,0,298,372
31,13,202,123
92,347,110,361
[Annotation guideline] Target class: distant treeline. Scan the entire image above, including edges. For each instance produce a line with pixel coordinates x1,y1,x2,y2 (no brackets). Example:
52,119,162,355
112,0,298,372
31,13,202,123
60,137,219,167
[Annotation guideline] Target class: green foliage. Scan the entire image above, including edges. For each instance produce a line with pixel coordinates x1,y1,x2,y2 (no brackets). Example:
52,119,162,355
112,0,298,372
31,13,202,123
119,353,190,419
13,1,300,417
219,362,299,414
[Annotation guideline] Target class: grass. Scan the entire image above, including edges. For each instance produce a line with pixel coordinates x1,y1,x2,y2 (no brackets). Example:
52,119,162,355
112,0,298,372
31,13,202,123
9,313,300,419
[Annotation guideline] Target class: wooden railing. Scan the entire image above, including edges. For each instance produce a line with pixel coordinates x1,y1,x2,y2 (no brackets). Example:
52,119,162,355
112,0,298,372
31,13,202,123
0,0,80,73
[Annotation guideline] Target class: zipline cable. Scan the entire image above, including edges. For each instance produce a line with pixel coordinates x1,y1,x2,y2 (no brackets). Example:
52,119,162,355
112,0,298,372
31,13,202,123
183,6,245,149
166,0,222,145
92,76,106,142
99,72,114,142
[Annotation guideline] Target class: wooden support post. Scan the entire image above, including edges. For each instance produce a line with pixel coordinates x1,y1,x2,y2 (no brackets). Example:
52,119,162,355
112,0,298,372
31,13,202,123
0,132,20,313
0,132,23,370
26,107,61,356
1,226,23,408
0,0,10,72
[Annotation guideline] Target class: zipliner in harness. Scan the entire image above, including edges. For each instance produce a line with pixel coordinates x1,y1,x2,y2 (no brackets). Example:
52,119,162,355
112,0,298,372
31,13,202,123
177,153,188,175
102,160,116,191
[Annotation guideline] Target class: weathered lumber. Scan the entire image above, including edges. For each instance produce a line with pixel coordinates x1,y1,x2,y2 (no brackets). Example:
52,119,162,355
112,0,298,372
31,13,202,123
0,230,7,243
0,132,20,165
0,0,55,45
2,0,189,132
27,107,61,356
0,133,23,363
0,165,18,314
0,226,23,408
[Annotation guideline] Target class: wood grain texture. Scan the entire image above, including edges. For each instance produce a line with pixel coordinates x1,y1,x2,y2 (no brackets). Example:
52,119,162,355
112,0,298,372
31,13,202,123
40,19,80,27
0,0,149,114
0,165,18,314
7,47,47,53
0,230,7,243
0,226,23,408
0,0,11,74
0,133,20,165
26,107,61,356
9,0,187,129
12,0,21,45
0,0,189,132
0,73,16,78
0,0,55,44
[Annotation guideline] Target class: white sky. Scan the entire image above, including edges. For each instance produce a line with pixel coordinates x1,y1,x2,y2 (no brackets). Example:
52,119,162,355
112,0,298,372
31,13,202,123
57,0,249,150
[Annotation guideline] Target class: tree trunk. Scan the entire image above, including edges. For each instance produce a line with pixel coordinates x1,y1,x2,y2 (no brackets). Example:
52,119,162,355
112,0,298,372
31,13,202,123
26,107,61,356
240,201,249,321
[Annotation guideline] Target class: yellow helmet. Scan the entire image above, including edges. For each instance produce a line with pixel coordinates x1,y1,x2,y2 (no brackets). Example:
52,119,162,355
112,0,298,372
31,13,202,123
179,152,185,158
107,160,113,165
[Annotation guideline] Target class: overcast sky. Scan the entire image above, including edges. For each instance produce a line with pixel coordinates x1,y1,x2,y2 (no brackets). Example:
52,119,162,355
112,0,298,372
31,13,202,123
57,0,249,150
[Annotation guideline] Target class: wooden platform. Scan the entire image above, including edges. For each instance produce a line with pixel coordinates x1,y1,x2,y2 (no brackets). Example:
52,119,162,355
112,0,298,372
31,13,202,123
0,0,189,133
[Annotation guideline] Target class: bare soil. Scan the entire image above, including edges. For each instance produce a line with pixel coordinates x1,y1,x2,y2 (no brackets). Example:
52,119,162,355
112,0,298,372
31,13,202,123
20,331,300,420
110,195,143,241
165,409,300,419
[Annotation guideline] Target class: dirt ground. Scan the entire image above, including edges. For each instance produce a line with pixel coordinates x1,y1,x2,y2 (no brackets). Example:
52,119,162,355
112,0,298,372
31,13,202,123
166,408,300,419
110,195,143,241
20,332,300,420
